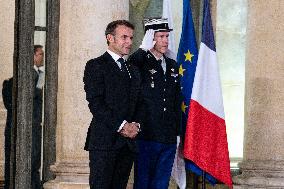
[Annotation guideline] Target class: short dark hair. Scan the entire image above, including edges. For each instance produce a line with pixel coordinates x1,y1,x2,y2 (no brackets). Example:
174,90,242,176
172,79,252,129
34,45,43,54
105,20,134,45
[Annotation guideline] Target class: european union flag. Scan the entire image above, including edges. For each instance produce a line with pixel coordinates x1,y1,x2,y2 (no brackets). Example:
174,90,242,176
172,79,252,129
177,0,217,185
177,0,198,143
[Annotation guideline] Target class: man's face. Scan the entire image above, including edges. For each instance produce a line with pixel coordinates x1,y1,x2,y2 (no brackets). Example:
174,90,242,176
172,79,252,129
153,31,169,54
34,48,44,67
107,25,134,56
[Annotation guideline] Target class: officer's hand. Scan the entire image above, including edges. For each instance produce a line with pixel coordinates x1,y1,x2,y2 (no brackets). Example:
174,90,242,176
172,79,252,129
131,122,140,131
120,122,139,139
140,29,156,51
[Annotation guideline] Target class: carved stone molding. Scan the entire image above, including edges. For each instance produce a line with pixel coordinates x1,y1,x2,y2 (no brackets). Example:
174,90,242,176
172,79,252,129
239,160,284,177
50,162,89,175
234,160,284,188
43,162,89,189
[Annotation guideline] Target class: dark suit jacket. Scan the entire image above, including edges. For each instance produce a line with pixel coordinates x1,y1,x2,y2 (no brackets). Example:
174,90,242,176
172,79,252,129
128,49,182,144
83,52,141,152
2,77,12,189
2,78,13,120
2,78,13,144
33,70,43,126
2,71,43,188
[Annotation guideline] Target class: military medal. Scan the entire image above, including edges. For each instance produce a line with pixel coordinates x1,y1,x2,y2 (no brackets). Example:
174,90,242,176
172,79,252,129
171,73,178,77
172,73,178,83
149,69,156,88
149,69,157,75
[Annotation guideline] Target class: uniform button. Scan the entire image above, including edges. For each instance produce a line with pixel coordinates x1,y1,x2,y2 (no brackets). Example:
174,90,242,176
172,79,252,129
163,98,166,102
164,78,167,82
164,88,166,91
164,108,167,111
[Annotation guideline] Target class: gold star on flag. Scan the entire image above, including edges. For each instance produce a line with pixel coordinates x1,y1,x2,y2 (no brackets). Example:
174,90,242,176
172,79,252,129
181,101,188,113
184,50,194,62
179,65,186,76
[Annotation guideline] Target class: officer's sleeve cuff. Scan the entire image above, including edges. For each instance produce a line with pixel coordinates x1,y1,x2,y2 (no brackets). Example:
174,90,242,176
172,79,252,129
117,120,127,132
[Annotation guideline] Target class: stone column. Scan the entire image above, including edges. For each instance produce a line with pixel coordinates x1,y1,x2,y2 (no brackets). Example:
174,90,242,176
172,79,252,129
13,0,36,188
234,0,284,188
129,0,151,52
43,1,129,189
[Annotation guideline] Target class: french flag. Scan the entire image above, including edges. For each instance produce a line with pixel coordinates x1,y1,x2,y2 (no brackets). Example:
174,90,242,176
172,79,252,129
183,0,233,187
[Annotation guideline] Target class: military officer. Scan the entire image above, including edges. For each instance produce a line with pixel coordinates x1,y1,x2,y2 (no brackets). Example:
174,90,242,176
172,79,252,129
128,18,182,189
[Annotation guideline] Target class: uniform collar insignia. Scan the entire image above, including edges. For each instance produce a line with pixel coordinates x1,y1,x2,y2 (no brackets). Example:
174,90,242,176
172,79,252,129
147,54,152,59
149,69,157,74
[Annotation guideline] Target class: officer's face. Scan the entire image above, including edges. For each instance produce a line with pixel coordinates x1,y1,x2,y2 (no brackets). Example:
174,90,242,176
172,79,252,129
107,25,134,57
153,31,169,55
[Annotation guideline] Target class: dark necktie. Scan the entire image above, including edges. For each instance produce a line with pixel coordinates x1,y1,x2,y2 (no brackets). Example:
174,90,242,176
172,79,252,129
118,58,132,78
118,58,127,72
157,59,165,74
157,59,162,69
38,69,43,75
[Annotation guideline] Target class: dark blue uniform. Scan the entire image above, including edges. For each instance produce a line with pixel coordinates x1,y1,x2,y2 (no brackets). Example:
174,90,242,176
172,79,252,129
129,49,182,189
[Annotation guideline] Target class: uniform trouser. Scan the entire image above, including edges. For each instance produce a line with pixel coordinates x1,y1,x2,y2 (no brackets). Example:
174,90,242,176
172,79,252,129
89,145,136,189
134,140,176,189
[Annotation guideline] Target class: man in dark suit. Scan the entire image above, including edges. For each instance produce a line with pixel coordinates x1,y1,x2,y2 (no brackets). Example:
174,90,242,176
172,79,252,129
128,18,182,189
2,77,12,189
2,45,44,189
32,44,44,189
83,20,141,189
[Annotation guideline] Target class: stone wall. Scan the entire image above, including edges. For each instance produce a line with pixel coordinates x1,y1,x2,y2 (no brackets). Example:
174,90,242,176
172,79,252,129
0,0,15,183
234,0,284,188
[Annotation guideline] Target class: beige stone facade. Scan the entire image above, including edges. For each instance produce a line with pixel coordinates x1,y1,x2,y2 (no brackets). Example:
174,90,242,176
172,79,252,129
0,0,283,189
233,0,284,188
0,0,14,183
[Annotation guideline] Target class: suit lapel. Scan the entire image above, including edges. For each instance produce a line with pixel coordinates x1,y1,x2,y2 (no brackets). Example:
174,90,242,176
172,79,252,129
102,52,131,82
102,52,121,73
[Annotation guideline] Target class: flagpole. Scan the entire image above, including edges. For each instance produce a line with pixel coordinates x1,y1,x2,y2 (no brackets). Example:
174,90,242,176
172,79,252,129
193,174,198,189
202,171,206,189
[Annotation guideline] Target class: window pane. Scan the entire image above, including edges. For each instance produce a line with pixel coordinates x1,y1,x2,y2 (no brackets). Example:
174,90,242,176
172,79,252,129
34,31,46,47
216,0,247,161
35,0,47,27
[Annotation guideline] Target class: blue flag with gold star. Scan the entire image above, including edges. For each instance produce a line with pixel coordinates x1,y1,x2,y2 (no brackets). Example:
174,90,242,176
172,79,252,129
177,0,198,135
177,0,217,185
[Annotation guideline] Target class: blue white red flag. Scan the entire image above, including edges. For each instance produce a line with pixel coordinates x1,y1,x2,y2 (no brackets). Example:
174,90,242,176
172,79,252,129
183,0,232,187
175,0,205,186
